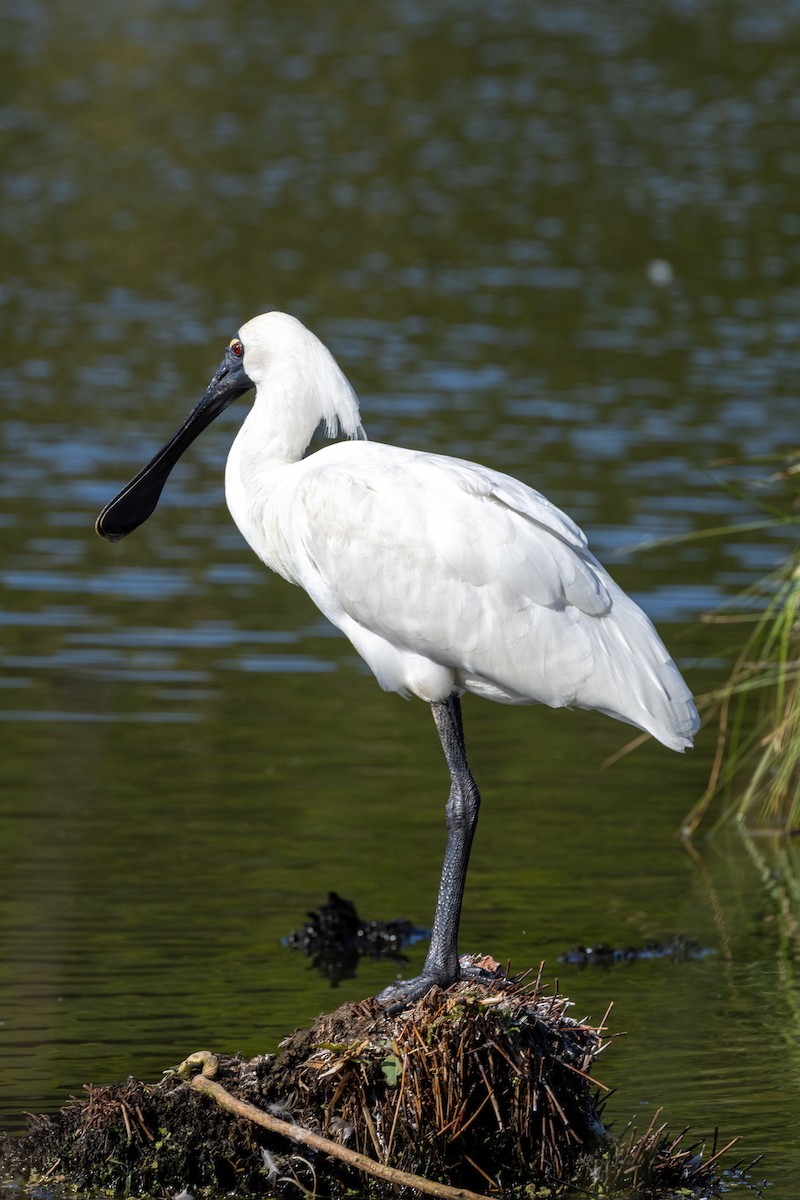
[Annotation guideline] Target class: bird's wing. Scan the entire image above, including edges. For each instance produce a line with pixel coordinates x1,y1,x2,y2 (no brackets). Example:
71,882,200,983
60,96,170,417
285,446,614,706
423,453,611,616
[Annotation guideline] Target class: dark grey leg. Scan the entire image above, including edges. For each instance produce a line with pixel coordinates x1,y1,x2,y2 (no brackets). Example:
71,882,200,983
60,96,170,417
420,694,480,982
377,694,482,1007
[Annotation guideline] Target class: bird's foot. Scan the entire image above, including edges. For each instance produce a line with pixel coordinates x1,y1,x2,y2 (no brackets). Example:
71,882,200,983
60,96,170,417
376,971,452,1013
376,954,507,1013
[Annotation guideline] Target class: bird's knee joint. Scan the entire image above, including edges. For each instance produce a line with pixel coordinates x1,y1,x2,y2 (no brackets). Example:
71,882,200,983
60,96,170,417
446,785,480,828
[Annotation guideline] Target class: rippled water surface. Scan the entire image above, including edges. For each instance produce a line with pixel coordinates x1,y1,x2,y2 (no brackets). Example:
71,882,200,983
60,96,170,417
2,1,799,1194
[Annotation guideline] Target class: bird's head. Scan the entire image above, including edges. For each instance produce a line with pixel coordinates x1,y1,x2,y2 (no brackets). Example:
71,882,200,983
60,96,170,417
94,312,367,542
94,312,363,543
237,311,364,445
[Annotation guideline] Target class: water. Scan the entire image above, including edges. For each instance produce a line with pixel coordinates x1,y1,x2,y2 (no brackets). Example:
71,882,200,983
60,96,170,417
1,0,798,1192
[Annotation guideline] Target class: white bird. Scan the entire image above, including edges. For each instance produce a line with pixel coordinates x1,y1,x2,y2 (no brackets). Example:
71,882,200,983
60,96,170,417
96,312,700,1006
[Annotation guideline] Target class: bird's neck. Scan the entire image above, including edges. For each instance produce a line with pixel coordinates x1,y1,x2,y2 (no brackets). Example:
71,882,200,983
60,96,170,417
223,394,317,582
242,376,321,465
223,358,365,579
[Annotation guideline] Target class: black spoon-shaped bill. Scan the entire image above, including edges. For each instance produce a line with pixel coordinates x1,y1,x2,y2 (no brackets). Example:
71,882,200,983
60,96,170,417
95,345,253,542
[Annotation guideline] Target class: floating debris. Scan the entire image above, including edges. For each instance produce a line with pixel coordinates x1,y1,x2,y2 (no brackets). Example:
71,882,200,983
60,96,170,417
559,934,714,969
282,892,428,984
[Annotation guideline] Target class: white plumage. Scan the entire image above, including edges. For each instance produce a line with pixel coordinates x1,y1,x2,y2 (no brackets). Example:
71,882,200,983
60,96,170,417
225,312,698,751
96,310,700,1005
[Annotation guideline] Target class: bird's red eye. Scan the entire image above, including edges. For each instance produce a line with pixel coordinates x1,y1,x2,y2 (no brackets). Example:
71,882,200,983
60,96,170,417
229,338,243,357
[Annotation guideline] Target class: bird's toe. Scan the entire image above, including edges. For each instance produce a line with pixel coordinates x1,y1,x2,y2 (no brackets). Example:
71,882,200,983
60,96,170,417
376,956,508,1013
375,971,454,1013
457,954,508,987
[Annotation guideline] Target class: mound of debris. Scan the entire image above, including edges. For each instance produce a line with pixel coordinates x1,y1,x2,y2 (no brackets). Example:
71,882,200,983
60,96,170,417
0,963,747,1198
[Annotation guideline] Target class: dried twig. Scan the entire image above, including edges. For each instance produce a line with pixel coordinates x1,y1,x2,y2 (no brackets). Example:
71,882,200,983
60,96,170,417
177,1051,493,1200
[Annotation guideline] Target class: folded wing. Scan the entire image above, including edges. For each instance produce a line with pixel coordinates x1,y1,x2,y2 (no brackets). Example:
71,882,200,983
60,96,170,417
283,444,698,751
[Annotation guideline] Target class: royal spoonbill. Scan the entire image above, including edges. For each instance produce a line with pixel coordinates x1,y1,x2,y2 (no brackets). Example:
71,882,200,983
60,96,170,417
96,312,700,1006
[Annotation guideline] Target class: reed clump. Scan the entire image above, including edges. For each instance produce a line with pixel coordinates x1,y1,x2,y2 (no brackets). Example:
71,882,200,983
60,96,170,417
683,450,800,836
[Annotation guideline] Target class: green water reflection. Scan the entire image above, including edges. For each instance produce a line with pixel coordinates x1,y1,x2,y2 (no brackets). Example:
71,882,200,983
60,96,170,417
2,0,799,1194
